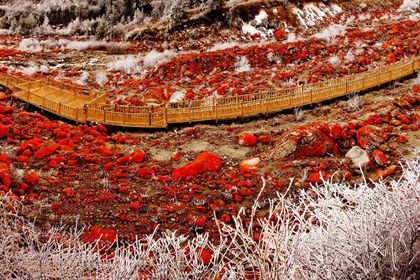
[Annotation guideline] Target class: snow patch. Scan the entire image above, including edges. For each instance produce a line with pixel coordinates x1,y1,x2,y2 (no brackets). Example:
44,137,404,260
329,56,340,65
169,91,186,102
235,56,251,73
76,71,89,85
143,50,175,68
398,0,420,13
95,71,107,86
293,3,342,28
108,56,141,74
209,41,241,51
255,10,268,25
313,24,346,41
241,23,264,37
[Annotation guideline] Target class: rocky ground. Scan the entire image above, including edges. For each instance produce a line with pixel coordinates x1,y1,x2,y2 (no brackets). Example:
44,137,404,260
1,73,418,242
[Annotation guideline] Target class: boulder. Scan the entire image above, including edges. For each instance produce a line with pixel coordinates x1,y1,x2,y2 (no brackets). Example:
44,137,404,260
238,132,258,147
345,146,370,169
239,157,261,173
269,127,339,160
357,125,388,149
172,152,222,179
371,149,387,166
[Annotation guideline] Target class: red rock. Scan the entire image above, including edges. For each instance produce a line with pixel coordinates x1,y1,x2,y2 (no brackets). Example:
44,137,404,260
0,154,11,165
308,172,324,184
16,155,30,163
103,162,113,170
137,167,154,178
83,226,117,243
239,157,261,173
172,152,222,179
0,124,8,138
171,152,181,162
194,216,207,227
97,147,113,157
370,165,397,182
274,28,286,40
116,155,130,165
0,169,11,187
0,105,13,114
130,201,141,211
200,250,212,265
372,149,387,166
390,119,401,126
357,125,388,149
238,132,258,147
34,144,60,159
258,135,270,143
62,189,75,196
130,151,145,163
24,171,39,184
397,135,408,143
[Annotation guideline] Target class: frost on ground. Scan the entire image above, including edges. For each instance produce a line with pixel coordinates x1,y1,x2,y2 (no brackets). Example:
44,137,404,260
235,56,251,73
0,158,418,279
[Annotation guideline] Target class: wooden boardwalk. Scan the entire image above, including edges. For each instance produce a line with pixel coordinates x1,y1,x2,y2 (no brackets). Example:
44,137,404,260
1,56,419,128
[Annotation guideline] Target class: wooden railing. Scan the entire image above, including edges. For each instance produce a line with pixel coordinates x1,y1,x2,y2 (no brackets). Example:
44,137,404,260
1,56,419,128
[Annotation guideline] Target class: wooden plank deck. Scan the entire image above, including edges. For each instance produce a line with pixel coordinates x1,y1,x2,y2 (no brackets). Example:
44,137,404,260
1,55,419,128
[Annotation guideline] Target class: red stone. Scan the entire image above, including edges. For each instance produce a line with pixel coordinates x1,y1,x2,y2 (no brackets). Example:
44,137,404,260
137,167,154,178
397,135,408,143
273,28,286,41
171,152,182,162
24,171,39,184
200,250,212,265
238,132,258,147
116,155,130,165
172,152,222,179
0,124,8,138
83,226,117,243
308,172,324,184
372,149,387,166
0,105,13,114
357,125,388,149
130,151,145,163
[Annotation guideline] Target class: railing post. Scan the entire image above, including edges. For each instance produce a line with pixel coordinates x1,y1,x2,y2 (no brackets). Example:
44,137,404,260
188,101,192,123
164,102,168,125
76,108,79,122
149,106,153,126
103,109,106,122
241,96,244,117
215,100,219,122
58,102,61,115
42,96,46,107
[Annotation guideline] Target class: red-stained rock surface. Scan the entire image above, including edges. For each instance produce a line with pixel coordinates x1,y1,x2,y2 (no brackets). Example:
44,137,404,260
238,132,258,147
172,152,222,179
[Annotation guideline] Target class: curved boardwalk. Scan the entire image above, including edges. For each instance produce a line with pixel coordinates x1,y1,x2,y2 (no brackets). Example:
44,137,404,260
1,56,419,128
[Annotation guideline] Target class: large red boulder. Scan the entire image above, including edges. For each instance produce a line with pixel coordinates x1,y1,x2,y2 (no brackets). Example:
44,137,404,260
357,125,388,149
268,126,339,160
172,152,222,179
